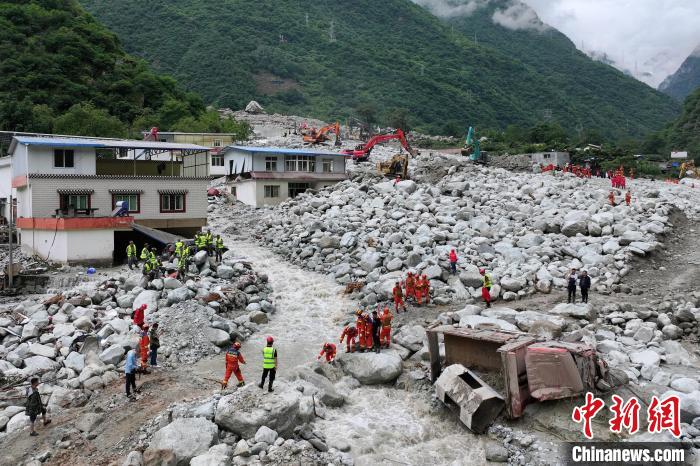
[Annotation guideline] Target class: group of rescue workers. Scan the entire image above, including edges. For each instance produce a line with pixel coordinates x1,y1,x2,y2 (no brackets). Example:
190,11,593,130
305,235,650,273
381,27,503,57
125,229,226,281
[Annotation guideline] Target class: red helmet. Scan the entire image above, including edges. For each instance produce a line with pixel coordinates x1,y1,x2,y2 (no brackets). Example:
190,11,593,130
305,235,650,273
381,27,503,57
479,269,485,275
266,336,274,344
324,342,332,349
138,304,148,311
234,342,241,349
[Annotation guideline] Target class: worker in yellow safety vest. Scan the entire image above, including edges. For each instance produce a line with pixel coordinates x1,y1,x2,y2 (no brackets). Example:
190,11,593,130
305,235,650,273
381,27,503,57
149,248,161,279
215,235,224,262
140,243,150,262
205,230,214,256
126,241,138,270
259,336,277,392
174,239,184,258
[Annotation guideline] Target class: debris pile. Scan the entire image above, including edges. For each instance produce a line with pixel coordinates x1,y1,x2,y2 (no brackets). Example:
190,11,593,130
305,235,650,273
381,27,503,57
0,249,273,435
255,163,700,307
120,365,353,465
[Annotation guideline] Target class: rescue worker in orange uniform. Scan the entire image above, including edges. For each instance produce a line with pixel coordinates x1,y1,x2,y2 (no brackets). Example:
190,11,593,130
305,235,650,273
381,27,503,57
317,342,337,363
340,325,358,352
355,310,366,351
363,313,374,351
380,306,393,348
221,341,246,388
625,190,631,206
392,281,406,313
139,326,150,371
608,190,615,206
421,275,431,304
405,272,416,303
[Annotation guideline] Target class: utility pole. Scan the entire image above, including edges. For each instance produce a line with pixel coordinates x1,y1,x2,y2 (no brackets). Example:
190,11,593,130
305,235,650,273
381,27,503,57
8,193,13,289
329,21,336,42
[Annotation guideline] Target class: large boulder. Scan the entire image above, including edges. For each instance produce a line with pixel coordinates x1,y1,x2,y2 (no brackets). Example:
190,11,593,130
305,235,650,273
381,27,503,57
459,264,483,288
99,345,125,365
29,343,56,359
392,325,426,352
206,328,231,347
561,210,589,237
549,303,596,321
500,276,526,292
167,287,193,306
216,265,235,279
146,417,219,466
193,251,209,266
288,366,345,407
132,290,159,313
336,349,403,385
214,382,314,438
64,352,85,373
359,251,382,272
23,356,60,376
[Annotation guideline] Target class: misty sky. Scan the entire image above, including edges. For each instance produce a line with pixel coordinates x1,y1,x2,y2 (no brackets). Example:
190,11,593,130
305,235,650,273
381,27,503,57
523,0,700,87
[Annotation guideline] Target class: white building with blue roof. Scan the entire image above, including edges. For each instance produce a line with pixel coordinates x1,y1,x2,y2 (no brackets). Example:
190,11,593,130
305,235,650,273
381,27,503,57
222,146,348,207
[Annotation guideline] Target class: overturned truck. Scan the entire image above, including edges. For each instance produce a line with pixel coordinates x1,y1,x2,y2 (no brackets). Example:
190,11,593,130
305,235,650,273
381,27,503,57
427,325,609,433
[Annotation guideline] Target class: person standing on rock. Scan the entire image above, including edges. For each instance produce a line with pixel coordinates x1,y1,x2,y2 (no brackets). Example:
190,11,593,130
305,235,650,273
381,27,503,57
259,336,277,393
421,274,431,305
124,345,139,400
132,304,147,330
371,310,382,353
222,341,246,388
363,313,374,351
608,191,616,206
149,323,161,367
126,241,138,270
392,281,406,313
140,243,150,264
480,269,492,308
405,272,416,304
139,326,150,373
625,190,631,206
566,269,578,304
317,342,337,363
355,310,367,351
579,271,591,304
340,324,358,352
215,234,225,262
449,249,458,275
380,306,393,348
26,377,50,436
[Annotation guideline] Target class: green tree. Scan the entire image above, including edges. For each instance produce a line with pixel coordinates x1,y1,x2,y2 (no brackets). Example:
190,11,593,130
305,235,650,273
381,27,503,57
386,107,412,133
53,103,127,138
356,103,378,135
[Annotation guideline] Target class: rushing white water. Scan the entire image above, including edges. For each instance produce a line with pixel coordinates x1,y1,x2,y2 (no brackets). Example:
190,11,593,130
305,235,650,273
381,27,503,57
221,236,483,465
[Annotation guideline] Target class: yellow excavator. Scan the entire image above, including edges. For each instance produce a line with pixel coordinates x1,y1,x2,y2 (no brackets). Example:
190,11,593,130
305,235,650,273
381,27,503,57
378,154,409,179
680,160,697,179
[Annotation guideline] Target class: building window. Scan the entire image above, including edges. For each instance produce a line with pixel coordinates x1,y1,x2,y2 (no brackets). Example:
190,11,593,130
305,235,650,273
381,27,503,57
54,149,74,168
160,193,185,212
211,155,224,166
265,157,278,171
112,194,140,213
322,159,334,173
285,155,315,172
213,139,223,147
264,185,280,198
60,194,90,210
288,183,310,198
543,153,551,159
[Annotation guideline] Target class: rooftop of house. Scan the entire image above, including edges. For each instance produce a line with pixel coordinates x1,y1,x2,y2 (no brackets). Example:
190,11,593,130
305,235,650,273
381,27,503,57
9,136,209,154
227,145,347,157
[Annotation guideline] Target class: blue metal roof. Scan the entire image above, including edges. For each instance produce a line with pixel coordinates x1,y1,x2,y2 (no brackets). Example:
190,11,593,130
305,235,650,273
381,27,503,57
11,136,208,151
229,145,347,157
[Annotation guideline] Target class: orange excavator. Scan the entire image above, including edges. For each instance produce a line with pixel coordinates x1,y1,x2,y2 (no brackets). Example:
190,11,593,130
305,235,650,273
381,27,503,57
302,122,341,146
341,129,417,163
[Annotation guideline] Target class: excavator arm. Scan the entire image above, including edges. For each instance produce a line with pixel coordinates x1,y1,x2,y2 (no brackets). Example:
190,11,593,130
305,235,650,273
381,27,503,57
342,129,416,162
302,122,342,146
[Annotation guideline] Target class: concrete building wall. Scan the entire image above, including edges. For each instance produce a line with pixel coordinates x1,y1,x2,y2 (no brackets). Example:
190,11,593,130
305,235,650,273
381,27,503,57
224,149,347,176
234,179,343,207
24,177,208,223
16,186,32,218
21,228,114,264
27,146,97,175
529,152,570,166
